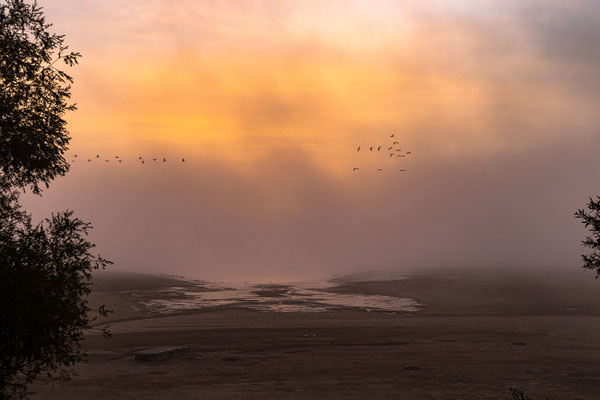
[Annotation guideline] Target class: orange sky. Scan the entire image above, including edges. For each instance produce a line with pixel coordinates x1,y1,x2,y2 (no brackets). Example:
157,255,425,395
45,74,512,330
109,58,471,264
23,0,600,280
43,1,595,171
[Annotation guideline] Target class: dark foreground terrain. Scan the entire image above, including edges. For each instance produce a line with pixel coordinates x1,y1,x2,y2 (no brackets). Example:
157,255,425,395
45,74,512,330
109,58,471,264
31,269,600,399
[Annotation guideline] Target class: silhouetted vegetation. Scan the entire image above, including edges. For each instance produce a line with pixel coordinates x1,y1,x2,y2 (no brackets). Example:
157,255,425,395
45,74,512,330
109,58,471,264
0,1,110,398
510,388,536,400
510,387,583,400
575,196,600,278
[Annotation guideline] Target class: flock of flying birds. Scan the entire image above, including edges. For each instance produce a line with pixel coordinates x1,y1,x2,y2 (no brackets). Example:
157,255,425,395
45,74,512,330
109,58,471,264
69,154,186,165
353,133,412,172
68,134,411,172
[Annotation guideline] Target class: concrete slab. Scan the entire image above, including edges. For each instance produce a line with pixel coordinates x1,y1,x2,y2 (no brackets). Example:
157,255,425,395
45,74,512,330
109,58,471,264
133,346,189,361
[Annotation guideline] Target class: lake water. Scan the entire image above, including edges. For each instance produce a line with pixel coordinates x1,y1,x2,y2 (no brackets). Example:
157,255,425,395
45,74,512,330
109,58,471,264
140,280,421,314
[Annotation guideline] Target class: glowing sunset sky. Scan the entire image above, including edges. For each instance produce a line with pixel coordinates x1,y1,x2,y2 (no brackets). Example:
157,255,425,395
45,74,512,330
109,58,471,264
23,0,600,280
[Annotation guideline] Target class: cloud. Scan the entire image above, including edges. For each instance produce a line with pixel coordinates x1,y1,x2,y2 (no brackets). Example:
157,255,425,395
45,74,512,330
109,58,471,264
23,0,600,280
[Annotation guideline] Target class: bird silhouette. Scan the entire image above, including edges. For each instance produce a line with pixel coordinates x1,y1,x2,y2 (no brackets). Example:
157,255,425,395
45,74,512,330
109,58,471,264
139,156,143,160
115,155,119,158
406,151,412,155
118,160,122,163
152,158,157,162
369,147,374,152
163,158,167,162
104,160,109,163
353,167,360,171
377,168,383,171
96,154,100,158
388,147,393,150
399,169,406,172
390,134,395,138
87,159,91,162
141,160,145,164
182,158,185,162
377,146,381,151
389,153,394,158
393,141,399,145
73,154,78,158
395,148,402,151
357,146,361,152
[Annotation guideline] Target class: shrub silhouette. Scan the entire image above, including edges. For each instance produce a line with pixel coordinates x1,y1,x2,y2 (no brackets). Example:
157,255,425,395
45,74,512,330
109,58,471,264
0,1,110,398
575,196,600,278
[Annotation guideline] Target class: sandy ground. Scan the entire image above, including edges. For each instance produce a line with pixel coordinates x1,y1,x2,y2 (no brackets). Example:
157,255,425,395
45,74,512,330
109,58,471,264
30,269,600,399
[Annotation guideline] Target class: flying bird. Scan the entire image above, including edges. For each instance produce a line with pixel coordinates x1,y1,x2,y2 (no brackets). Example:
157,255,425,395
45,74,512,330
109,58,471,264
406,151,412,155
393,141,399,145
152,158,157,162
73,154,78,158
390,134,395,138
87,159,91,162
118,160,122,163
399,169,406,172
377,146,381,151
141,160,145,164
182,158,185,162
388,147,393,150
369,147,374,152
389,154,394,158
104,160,109,163
353,167,360,171
115,155,119,158
163,158,167,162
96,154,100,158
377,168,383,171
357,146,361,152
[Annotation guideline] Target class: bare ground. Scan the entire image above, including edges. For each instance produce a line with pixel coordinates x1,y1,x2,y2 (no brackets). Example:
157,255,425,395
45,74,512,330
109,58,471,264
30,269,600,399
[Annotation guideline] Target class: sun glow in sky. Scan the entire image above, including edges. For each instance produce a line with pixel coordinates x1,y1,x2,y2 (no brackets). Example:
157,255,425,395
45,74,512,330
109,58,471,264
47,1,589,169
22,0,600,280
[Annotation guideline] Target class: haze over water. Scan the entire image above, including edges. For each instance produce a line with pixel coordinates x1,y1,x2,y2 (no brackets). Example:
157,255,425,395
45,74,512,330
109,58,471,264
22,0,600,281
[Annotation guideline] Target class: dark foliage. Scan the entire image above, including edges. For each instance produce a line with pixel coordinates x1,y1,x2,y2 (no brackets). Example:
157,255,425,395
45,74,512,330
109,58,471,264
509,387,583,400
510,388,536,400
575,196,600,278
0,1,111,398
0,191,111,398
0,0,80,194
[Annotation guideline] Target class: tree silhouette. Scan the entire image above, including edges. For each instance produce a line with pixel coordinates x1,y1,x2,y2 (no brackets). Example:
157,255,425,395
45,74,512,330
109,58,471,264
575,196,600,278
0,1,110,398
